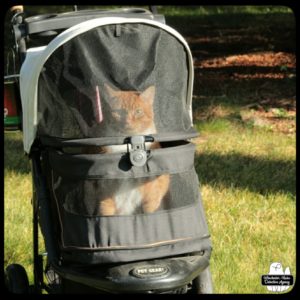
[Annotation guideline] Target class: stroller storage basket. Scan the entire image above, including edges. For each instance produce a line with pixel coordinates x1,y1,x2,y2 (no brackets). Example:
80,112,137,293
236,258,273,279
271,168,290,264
44,141,211,264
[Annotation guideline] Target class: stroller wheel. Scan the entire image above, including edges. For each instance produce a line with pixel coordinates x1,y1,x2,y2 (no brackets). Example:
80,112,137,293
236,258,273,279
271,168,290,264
188,266,213,294
5,264,30,294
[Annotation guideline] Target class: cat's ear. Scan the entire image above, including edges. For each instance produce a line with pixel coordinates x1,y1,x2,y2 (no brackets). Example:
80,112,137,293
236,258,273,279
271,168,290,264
104,83,118,97
104,84,120,108
140,86,155,104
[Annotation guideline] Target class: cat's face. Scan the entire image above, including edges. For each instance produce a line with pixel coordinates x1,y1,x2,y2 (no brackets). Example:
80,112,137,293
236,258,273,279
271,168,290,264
104,84,156,135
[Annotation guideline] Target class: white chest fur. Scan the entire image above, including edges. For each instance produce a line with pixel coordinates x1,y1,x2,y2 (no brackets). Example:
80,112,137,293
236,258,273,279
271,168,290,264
115,182,143,215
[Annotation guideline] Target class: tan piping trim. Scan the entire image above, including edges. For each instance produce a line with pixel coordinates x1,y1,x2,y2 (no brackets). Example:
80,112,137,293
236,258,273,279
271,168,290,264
62,236,202,251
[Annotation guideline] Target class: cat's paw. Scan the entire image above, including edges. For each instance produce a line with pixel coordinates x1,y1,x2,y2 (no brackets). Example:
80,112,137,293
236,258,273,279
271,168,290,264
99,198,117,216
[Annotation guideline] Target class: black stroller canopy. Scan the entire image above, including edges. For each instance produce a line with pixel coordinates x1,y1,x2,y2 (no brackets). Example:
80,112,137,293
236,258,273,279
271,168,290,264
37,21,195,142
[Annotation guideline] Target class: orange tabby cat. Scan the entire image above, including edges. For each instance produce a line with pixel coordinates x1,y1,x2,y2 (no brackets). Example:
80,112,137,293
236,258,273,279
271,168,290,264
85,84,170,216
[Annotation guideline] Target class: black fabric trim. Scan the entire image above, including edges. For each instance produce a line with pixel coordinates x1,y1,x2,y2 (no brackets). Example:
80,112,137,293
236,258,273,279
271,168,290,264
39,129,199,148
49,142,195,179
60,237,211,264
58,199,207,249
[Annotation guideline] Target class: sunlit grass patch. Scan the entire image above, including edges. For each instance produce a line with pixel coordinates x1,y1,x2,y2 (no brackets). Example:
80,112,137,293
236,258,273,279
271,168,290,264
195,118,233,133
194,113,295,293
201,184,296,294
4,132,45,285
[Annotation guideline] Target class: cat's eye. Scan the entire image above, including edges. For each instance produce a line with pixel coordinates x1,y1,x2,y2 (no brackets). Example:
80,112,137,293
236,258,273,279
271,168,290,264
135,108,144,117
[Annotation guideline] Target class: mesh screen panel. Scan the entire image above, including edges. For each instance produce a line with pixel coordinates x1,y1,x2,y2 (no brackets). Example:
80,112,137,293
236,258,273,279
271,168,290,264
52,170,199,217
37,23,191,139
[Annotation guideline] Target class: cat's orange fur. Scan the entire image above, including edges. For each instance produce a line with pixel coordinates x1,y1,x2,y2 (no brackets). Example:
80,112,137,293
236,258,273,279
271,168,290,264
105,84,156,135
84,84,170,216
99,174,170,215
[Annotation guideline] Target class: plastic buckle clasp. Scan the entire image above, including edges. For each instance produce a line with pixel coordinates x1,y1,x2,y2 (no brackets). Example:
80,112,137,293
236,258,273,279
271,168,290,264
129,136,147,167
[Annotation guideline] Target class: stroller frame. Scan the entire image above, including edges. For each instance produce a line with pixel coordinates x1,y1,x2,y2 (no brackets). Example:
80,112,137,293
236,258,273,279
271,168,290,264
5,6,213,294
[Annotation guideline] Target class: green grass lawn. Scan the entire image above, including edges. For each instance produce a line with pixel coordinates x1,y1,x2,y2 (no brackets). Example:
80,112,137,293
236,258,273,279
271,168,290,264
4,122,295,293
4,132,42,285
194,120,296,293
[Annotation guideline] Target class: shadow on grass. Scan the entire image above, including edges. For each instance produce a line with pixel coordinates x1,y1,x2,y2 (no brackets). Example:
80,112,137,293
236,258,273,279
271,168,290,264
166,13,295,55
4,132,31,174
193,69,295,105
195,152,295,197
175,12,297,115
4,134,295,197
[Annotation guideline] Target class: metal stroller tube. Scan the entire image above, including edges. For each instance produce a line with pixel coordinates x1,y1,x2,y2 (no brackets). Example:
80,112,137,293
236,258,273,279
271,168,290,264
31,151,58,265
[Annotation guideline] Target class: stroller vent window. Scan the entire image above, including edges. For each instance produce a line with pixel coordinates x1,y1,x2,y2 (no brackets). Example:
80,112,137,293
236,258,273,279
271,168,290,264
37,23,193,139
50,143,198,217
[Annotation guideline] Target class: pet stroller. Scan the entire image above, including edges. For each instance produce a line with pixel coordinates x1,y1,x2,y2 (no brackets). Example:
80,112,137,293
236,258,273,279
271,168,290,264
5,6,213,294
